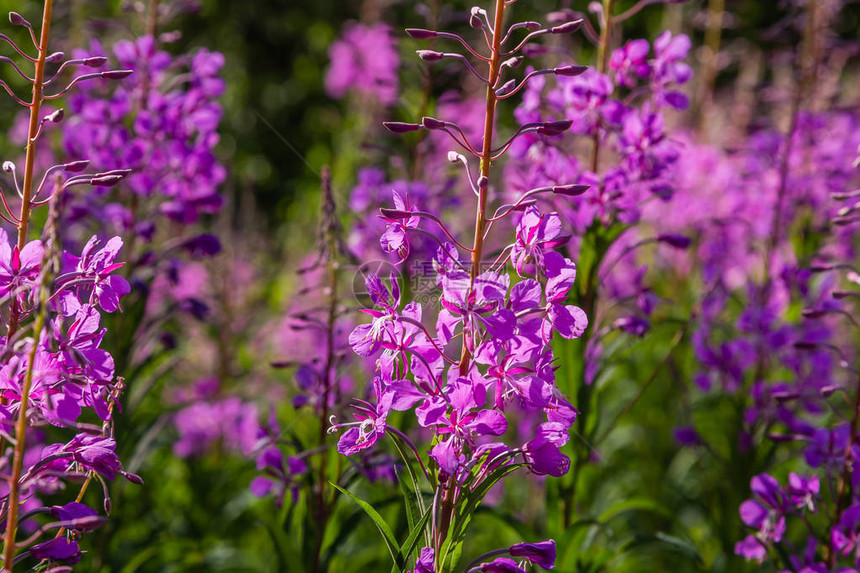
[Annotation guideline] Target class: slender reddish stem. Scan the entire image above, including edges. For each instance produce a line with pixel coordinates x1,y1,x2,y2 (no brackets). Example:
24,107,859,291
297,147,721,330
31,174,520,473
457,0,506,378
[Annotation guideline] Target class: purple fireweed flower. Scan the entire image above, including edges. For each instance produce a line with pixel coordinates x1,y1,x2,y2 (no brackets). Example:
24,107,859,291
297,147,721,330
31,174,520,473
610,39,651,88
325,22,399,105
541,251,588,342
735,534,767,561
430,436,463,476
510,206,568,276
334,383,393,456
173,397,260,458
54,304,114,384
380,191,420,262
522,438,570,477
349,273,403,357
408,547,436,573
60,236,130,314
651,31,692,109
250,447,308,506
787,473,819,511
0,230,42,301
479,558,528,573
30,538,81,564
50,501,98,523
832,504,860,561
509,539,556,569
440,270,513,352
737,473,790,560
63,37,225,226
64,434,122,481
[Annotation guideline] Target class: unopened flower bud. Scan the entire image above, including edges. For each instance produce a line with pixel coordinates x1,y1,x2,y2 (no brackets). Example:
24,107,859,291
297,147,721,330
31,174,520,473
417,50,445,62
657,233,692,249
63,160,90,172
554,65,588,77
447,151,463,163
470,7,486,29
551,19,584,34
495,79,516,97
522,45,550,58
45,52,64,64
552,184,590,196
83,56,108,67
8,12,29,26
406,28,437,39
537,119,573,136
122,471,144,485
522,21,542,31
832,291,858,300
502,56,523,69
46,108,64,123
380,208,413,219
2,161,15,173
477,176,489,189
101,69,133,80
383,122,422,134
421,116,445,130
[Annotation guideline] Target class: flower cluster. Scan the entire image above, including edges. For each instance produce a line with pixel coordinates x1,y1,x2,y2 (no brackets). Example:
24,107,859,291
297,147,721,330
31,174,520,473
507,31,691,234
328,3,592,570
0,8,143,569
62,35,225,230
325,22,399,106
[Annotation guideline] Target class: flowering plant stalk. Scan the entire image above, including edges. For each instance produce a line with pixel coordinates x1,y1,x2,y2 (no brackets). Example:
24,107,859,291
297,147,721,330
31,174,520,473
329,1,592,571
0,3,143,570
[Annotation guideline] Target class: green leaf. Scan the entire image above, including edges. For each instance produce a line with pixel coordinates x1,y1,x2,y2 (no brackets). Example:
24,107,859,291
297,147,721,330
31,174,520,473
259,511,306,573
331,483,405,570
619,532,703,565
391,507,432,573
395,465,418,532
597,497,673,524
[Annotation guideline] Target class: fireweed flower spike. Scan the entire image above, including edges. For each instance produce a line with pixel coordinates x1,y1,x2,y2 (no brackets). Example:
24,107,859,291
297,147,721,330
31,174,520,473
0,4,139,570
331,1,587,571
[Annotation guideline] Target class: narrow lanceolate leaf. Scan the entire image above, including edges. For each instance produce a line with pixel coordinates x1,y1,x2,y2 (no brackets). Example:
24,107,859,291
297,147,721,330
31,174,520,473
619,532,703,565
395,465,418,532
331,483,405,570
389,432,429,528
390,507,432,573
597,497,673,524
